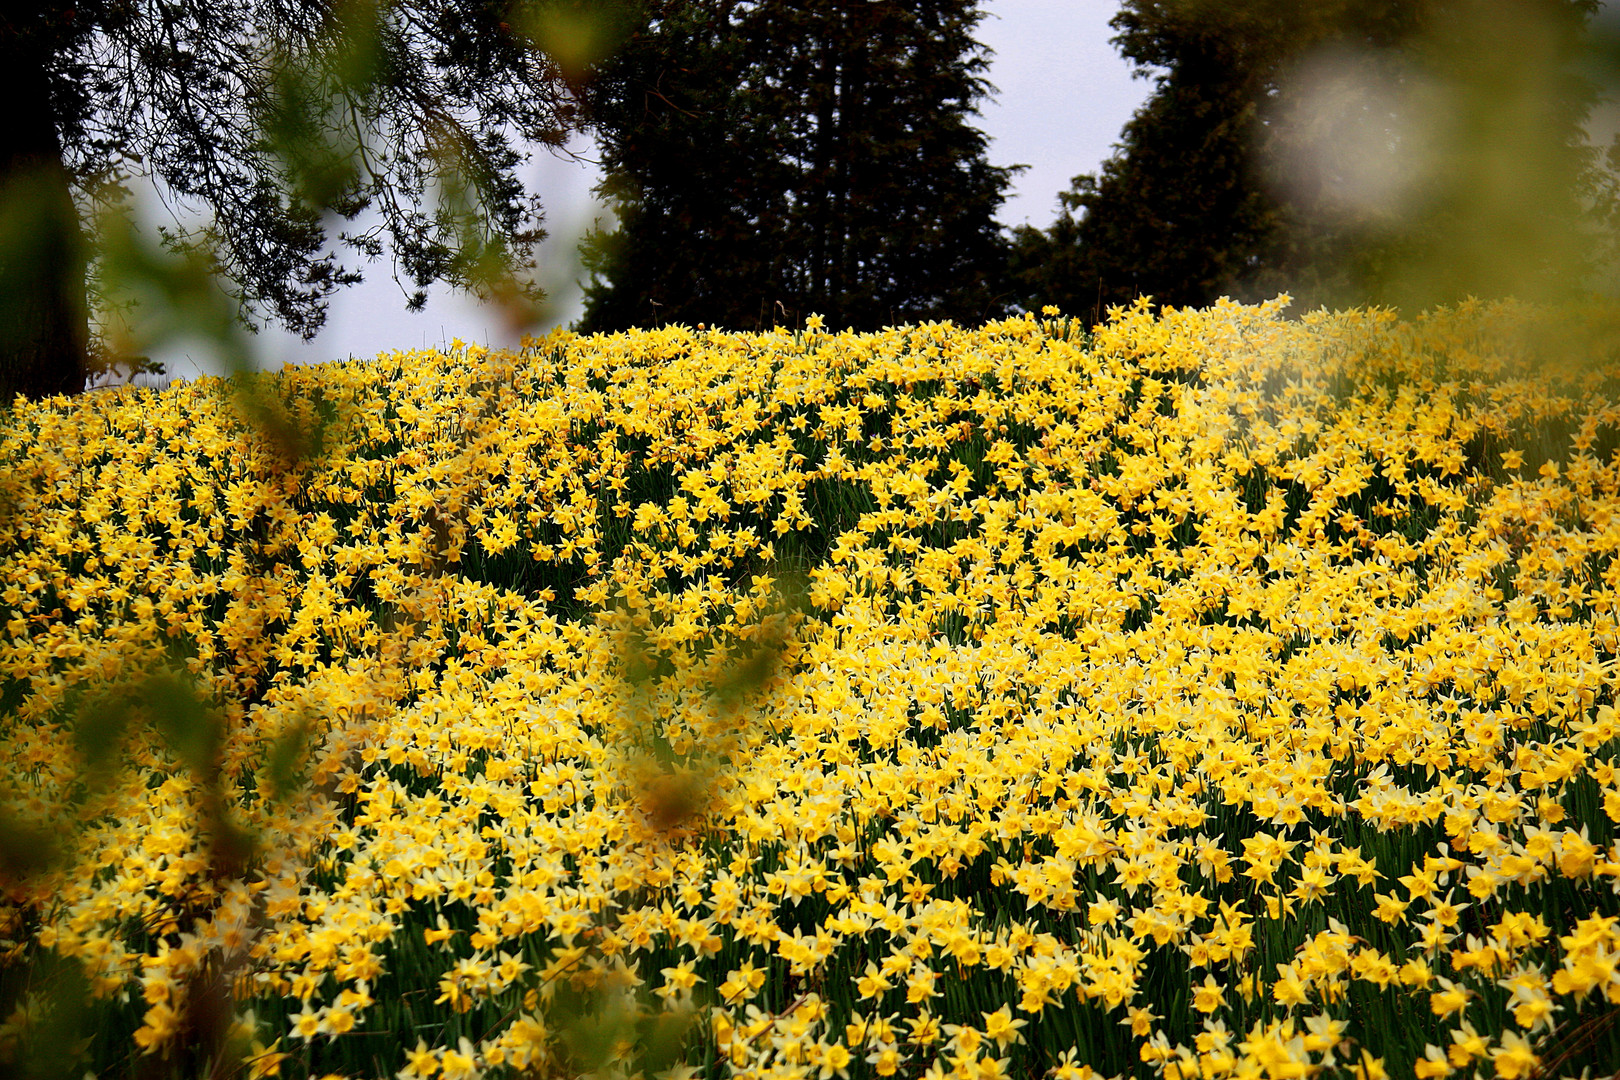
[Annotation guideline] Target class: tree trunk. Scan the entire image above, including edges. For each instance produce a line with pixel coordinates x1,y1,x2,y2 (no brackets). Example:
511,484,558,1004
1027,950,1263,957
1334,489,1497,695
0,18,88,402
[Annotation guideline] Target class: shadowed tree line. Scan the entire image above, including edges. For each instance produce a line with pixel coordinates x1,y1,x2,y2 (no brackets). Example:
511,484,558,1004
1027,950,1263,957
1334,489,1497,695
6,0,1620,403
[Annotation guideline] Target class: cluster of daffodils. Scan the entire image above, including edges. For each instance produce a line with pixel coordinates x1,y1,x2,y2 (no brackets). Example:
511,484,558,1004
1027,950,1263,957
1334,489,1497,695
3,297,1620,1078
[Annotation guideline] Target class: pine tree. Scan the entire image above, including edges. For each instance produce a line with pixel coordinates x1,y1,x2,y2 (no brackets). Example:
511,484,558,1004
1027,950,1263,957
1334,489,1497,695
580,0,1015,333
1013,0,1613,317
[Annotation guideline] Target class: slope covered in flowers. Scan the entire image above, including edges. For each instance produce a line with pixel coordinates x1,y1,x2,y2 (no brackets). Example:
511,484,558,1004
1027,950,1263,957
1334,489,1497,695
3,298,1620,1079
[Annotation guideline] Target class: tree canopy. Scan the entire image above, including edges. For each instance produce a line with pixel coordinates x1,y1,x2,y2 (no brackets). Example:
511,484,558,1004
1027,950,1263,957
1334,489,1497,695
1012,0,1617,317
0,0,595,399
578,0,1016,333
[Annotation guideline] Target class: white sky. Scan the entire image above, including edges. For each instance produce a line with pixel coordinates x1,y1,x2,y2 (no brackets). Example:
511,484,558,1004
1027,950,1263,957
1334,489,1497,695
153,1,1151,381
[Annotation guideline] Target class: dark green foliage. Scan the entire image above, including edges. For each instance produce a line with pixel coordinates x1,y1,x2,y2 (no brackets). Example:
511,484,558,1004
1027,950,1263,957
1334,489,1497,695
1013,0,1617,317
579,0,1017,332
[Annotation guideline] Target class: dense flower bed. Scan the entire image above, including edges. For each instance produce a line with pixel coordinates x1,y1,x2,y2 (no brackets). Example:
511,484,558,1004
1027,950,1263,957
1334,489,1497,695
3,298,1620,1078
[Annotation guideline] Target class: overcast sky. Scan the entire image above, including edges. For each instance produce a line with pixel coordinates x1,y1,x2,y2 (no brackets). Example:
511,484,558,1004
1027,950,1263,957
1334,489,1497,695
153,0,1151,381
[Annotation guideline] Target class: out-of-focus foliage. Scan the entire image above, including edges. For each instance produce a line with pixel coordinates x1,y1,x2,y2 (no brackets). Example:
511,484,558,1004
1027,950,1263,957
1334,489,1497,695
579,0,1017,333
0,0,604,401
5,302,1620,1075
1012,0,1620,317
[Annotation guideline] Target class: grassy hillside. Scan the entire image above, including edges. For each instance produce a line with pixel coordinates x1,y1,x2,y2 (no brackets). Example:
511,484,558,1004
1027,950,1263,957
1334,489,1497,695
3,297,1620,1079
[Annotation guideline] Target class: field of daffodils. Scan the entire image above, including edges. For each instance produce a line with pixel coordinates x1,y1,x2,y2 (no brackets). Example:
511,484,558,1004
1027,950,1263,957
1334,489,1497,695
3,297,1620,1079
